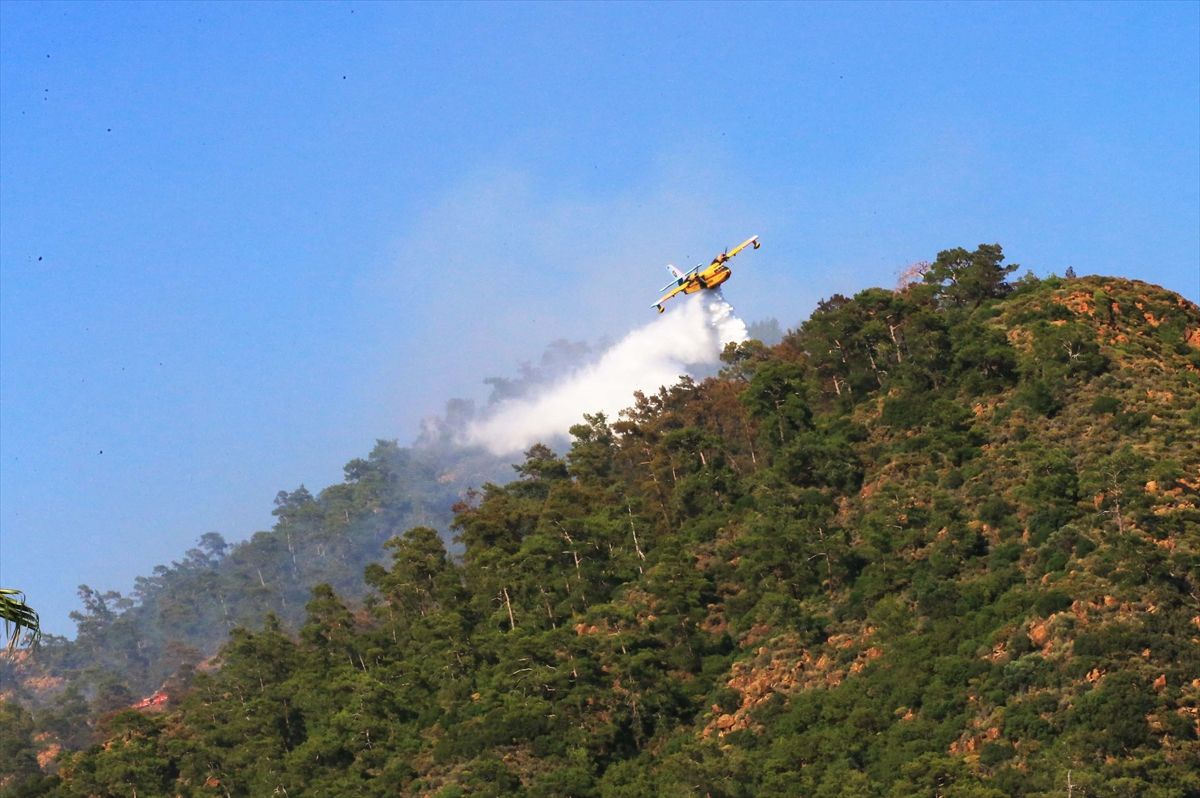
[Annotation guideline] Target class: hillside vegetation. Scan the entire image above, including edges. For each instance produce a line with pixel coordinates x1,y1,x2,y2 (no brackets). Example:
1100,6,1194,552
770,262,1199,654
3,245,1198,797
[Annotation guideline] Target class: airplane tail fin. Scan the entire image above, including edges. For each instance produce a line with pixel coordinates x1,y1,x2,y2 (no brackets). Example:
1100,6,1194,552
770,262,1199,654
660,264,687,292
659,264,696,292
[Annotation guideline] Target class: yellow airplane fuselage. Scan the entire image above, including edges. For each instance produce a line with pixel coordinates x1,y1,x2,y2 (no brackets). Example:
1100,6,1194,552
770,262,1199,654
681,263,732,293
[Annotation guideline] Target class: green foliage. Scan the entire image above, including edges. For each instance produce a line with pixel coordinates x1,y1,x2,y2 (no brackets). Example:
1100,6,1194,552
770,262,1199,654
1070,671,1155,754
1015,378,1063,417
922,243,1017,308
0,702,53,795
1032,590,1072,616
23,268,1200,798
742,360,813,447
22,440,471,708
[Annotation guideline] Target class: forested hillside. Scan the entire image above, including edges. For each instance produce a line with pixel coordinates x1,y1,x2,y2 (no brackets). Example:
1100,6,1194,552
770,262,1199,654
0,440,514,708
3,245,1198,797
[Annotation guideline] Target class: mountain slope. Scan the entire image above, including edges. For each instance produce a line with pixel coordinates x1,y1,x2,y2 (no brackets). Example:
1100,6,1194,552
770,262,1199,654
4,250,1198,797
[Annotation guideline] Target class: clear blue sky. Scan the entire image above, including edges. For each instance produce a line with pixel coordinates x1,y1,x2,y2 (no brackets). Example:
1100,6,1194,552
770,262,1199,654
2,1,1197,635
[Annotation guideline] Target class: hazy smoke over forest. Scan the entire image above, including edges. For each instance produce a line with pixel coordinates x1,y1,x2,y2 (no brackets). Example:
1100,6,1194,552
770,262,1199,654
465,291,748,454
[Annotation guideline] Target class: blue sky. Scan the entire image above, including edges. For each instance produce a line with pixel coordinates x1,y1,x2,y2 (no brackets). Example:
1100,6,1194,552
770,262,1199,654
2,1,1197,635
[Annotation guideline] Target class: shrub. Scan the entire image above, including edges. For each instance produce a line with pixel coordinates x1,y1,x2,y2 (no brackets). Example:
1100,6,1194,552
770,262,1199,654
1016,379,1063,417
979,497,1016,528
1033,590,1072,616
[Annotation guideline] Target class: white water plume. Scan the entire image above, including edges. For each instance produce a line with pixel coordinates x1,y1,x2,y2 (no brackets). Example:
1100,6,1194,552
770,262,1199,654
466,291,748,455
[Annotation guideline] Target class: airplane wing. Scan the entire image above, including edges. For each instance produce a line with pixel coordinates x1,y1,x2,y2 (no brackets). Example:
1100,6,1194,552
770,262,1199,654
724,235,760,259
652,282,690,313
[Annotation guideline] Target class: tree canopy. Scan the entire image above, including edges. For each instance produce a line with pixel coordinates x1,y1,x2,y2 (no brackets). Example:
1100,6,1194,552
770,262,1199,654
5,257,1199,798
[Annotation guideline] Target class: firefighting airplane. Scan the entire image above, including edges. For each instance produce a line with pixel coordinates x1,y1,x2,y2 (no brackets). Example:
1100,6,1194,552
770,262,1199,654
651,236,760,313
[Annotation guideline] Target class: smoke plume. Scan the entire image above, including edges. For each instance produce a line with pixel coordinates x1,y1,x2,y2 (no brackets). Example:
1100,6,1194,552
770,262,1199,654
465,291,747,455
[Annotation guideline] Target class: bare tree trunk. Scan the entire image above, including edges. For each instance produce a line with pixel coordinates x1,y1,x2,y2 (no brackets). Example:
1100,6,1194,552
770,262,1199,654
627,503,646,572
540,586,556,628
502,587,516,630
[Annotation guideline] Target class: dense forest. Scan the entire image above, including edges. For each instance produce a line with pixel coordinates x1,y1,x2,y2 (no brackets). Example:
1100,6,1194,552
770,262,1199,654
2,245,1198,797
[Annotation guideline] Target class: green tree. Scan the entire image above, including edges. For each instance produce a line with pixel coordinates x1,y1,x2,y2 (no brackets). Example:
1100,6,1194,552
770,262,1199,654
923,243,1017,307
742,361,813,448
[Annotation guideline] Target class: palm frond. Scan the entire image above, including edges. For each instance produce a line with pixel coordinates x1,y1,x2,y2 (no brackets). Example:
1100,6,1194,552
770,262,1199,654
0,588,41,650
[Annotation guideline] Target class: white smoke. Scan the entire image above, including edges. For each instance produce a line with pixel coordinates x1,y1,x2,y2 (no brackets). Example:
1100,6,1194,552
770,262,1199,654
466,291,748,455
